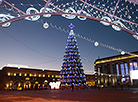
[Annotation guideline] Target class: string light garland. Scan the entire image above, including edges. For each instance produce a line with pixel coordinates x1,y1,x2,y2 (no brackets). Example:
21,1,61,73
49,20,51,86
40,19,138,57
0,0,138,40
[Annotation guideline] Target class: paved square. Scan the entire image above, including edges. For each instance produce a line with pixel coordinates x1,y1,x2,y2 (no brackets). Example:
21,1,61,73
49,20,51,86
0,88,138,102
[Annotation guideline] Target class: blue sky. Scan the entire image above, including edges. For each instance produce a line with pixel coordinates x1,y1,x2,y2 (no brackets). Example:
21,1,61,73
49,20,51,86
0,15,138,74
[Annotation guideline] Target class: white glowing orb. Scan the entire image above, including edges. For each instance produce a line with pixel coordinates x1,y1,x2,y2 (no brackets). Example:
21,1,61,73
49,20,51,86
94,42,99,46
43,22,49,29
121,51,125,55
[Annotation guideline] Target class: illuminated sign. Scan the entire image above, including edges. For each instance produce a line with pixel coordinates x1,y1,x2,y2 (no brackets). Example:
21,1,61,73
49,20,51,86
130,70,138,80
49,81,61,89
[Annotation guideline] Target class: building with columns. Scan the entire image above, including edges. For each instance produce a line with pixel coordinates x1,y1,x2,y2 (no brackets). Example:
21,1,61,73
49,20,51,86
0,64,95,90
94,51,138,88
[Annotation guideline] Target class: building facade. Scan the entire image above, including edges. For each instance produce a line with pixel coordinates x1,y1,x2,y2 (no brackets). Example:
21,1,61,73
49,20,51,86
94,51,138,88
0,65,94,90
0,66,60,90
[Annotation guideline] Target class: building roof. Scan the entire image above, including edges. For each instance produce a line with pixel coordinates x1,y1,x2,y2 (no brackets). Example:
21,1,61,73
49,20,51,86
94,51,138,65
1,65,60,72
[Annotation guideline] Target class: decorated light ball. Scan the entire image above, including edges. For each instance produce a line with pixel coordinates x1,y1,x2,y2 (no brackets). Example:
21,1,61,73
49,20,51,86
94,42,99,46
43,22,49,29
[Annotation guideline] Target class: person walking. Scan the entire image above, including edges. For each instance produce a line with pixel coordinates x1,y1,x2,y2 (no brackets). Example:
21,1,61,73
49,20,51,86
71,83,74,91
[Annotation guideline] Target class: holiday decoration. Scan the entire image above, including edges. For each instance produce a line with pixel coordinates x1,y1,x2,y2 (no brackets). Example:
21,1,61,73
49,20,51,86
0,0,138,40
43,22,49,29
94,41,99,47
60,24,87,89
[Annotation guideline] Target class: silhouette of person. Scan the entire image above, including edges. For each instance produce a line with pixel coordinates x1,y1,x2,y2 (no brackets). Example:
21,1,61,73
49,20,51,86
71,83,74,91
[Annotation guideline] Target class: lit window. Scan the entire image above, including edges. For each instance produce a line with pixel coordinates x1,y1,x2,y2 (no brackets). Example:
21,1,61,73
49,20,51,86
43,74,45,77
7,73,10,76
14,73,16,76
19,73,22,76
29,74,32,77
24,73,27,76
39,74,41,77
55,75,59,78
18,83,21,87
48,75,50,77
6,84,9,88
25,78,30,80
10,83,12,86
44,80,48,83
52,75,54,77
34,74,36,77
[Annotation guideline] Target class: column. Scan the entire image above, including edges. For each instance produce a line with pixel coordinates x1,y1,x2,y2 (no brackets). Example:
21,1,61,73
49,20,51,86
126,60,131,85
136,58,138,70
110,63,113,86
103,64,106,86
100,64,104,84
118,62,122,85
94,64,98,87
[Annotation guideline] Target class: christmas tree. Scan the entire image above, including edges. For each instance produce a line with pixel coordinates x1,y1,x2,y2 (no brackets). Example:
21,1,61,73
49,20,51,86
60,23,87,89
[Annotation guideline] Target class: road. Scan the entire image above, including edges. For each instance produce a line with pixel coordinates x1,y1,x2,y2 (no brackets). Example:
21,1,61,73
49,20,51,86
0,88,138,102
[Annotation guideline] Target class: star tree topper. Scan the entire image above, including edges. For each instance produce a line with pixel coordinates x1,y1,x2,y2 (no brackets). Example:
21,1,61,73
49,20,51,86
69,23,75,36
69,23,75,29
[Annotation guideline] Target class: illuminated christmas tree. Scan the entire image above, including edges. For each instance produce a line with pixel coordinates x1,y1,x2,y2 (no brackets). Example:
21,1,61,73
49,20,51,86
60,23,86,89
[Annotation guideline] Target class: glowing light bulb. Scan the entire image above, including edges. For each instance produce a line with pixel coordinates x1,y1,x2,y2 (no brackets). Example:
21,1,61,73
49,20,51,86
43,22,49,29
121,51,125,55
94,42,99,46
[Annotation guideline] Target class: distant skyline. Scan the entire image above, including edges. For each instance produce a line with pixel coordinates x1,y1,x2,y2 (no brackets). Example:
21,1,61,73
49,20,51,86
0,15,138,74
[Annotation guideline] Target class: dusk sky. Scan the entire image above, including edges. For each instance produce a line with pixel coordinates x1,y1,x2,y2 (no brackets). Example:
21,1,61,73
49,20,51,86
0,0,138,74
0,15,138,73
